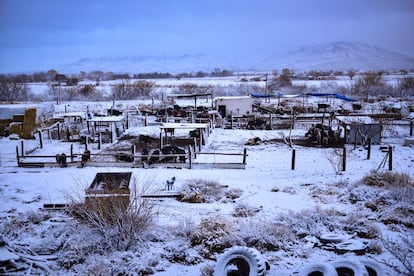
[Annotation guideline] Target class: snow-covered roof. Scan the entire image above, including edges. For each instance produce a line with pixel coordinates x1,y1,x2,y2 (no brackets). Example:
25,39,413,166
336,116,375,124
214,96,252,101
161,123,209,129
87,116,124,122
56,112,86,118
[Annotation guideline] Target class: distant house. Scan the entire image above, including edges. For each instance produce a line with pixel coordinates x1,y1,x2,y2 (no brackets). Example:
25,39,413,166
214,96,255,117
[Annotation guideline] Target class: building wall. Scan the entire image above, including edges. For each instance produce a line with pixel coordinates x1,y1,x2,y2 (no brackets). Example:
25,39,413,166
348,124,381,144
215,97,254,117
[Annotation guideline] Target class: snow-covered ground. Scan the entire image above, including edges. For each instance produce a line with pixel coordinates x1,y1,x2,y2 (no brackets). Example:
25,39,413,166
1,95,414,275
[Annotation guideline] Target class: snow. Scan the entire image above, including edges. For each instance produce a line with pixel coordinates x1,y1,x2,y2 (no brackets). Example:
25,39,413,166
1,98,414,275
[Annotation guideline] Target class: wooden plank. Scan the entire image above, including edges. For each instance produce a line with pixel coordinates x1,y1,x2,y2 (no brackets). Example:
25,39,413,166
141,193,181,198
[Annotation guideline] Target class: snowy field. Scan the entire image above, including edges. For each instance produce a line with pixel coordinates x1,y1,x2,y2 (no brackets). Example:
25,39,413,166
1,81,414,275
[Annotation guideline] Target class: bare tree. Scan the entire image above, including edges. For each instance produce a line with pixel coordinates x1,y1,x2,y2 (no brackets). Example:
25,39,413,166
396,77,414,98
0,75,29,102
131,80,155,97
353,71,387,98
112,78,132,100
347,69,356,80
174,83,212,95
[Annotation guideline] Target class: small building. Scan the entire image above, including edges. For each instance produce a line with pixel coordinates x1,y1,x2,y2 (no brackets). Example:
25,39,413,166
337,116,381,144
214,96,255,117
87,115,126,143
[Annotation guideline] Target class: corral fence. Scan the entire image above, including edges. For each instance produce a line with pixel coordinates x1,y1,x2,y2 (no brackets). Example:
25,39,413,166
15,142,248,169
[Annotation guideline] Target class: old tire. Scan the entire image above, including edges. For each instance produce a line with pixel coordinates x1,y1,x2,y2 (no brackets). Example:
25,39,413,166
332,259,368,276
359,259,384,276
298,262,338,276
214,246,268,276
319,233,346,244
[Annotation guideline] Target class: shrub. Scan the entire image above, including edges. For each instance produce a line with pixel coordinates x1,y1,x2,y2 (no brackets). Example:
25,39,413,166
178,179,227,203
190,215,237,257
238,220,296,251
66,179,156,251
232,202,261,217
382,232,414,275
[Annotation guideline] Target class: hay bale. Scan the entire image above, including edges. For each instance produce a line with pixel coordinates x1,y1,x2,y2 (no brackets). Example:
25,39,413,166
22,108,38,139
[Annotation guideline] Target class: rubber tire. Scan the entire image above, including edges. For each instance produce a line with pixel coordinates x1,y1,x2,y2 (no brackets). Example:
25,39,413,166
319,233,346,244
332,259,368,276
359,259,384,276
214,246,268,276
298,262,338,276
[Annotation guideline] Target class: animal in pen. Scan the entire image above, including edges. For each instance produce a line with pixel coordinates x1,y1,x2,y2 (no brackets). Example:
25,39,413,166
305,124,340,145
81,150,91,167
143,146,186,165
160,145,186,163
115,152,134,162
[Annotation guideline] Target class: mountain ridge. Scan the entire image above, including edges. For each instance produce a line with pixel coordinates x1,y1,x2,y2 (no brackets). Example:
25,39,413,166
57,41,414,74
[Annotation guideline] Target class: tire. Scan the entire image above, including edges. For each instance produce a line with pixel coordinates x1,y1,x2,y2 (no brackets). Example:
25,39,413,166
319,233,346,244
298,262,338,276
214,246,268,276
332,259,368,276
359,258,384,276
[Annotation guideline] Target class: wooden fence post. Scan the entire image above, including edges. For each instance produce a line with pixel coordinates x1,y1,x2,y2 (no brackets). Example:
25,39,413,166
367,138,371,160
159,132,163,149
291,149,296,170
410,121,413,136
242,148,247,164
85,136,88,151
57,123,61,140
70,144,74,162
38,130,43,149
21,140,24,157
145,114,147,127
16,146,20,166
342,147,346,172
188,145,192,169
97,133,101,150
388,146,393,171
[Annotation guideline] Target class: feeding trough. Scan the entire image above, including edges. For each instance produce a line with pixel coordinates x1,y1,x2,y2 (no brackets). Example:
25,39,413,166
85,172,132,212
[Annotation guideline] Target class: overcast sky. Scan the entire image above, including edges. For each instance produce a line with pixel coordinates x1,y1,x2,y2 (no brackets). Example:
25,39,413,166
1,0,413,73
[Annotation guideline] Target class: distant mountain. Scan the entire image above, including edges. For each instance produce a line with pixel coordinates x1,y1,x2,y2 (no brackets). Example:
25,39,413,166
57,54,255,74
57,42,414,74
262,41,414,72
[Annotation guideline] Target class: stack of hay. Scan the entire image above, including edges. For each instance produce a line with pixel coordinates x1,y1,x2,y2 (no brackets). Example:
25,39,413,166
22,108,38,139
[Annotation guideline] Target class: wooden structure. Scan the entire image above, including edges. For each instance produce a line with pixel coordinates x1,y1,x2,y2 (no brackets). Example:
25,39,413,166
337,116,381,145
87,115,125,143
159,122,210,148
85,172,132,212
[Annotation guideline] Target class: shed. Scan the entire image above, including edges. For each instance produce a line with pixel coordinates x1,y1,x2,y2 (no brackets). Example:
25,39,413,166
87,115,125,143
337,116,381,144
214,96,255,117
85,172,132,212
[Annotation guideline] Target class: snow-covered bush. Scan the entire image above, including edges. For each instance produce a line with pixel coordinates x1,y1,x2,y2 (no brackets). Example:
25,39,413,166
178,178,227,203
325,148,344,175
362,170,414,227
232,202,261,217
382,232,414,276
340,210,380,239
163,240,203,265
276,207,345,238
66,180,157,251
190,215,238,257
224,187,243,200
238,220,296,251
